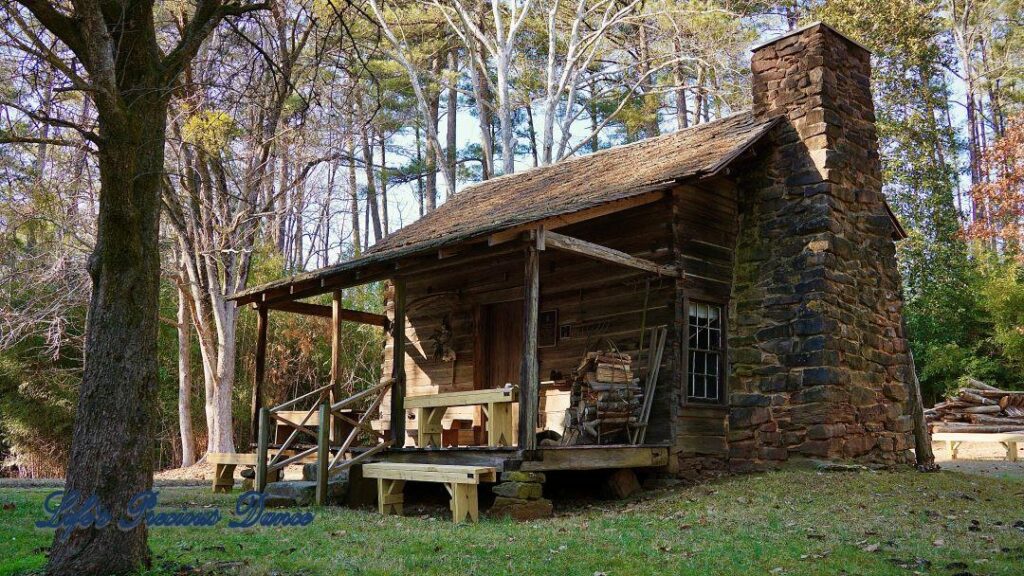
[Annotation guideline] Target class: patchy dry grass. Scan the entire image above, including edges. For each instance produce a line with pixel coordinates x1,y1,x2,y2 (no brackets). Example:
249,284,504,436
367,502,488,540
1,468,1022,575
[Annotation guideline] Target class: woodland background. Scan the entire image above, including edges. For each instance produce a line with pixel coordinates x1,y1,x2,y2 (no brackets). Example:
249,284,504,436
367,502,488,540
0,0,1022,477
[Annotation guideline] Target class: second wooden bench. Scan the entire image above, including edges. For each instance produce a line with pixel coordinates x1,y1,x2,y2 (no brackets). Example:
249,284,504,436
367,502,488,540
362,462,497,523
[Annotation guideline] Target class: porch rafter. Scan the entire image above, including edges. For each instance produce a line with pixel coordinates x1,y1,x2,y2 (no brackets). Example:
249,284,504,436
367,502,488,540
542,230,681,278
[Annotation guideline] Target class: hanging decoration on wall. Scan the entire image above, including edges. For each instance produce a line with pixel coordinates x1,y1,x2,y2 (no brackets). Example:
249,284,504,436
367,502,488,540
429,314,456,363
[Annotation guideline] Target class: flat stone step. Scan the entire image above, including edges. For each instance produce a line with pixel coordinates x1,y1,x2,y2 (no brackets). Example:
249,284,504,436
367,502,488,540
264,478,347,508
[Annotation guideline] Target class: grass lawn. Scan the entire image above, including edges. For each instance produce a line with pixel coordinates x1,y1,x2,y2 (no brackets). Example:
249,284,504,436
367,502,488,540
1,468,1023,575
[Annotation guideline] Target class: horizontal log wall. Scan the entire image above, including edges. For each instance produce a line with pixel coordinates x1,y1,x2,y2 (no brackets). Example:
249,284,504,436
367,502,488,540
672,180,739,478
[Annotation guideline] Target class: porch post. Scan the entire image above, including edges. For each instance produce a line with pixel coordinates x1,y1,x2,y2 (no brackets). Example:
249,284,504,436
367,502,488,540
519,244,540,451
250,305,268,444
330,290,344,442
390,279,407,447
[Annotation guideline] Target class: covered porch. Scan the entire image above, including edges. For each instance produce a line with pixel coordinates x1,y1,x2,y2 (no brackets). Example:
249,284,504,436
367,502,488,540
229,191,682,500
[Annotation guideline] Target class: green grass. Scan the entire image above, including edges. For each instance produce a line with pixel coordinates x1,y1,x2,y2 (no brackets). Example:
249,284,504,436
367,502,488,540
1,468,1023,575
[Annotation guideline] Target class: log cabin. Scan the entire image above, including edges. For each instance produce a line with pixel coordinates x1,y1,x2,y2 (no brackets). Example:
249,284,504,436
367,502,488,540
229,23,918,509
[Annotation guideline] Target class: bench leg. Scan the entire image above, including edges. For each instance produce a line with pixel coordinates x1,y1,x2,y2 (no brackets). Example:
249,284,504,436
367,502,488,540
948,441,961,460
213,464,236,493
1002,441,1018,462
378,478,405,516
487,402,514,447
448,483,479,523
417,407,444,448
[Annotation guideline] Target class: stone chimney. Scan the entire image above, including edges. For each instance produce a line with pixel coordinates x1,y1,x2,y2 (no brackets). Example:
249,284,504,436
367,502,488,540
727,23,914,469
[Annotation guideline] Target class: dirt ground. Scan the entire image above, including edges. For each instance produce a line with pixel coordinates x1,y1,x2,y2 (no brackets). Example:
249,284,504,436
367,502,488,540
932,439,1024,481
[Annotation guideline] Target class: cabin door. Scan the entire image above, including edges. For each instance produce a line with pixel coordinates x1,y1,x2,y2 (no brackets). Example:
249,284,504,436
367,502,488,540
477,300,524,389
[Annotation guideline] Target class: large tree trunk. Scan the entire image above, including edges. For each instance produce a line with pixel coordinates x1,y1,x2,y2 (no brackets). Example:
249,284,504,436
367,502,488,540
176,276,195,468
47,98,165,576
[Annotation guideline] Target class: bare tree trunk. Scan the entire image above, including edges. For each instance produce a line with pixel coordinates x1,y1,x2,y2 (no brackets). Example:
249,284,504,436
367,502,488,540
673,37,688,130
347,133,361,257
380,137,389,235
496,51,515,174
176,274,195,468
361,126,383,242
426,69,440,211
446,51,458,197
210,296,237,453
415,124,424,217
525,104,538,167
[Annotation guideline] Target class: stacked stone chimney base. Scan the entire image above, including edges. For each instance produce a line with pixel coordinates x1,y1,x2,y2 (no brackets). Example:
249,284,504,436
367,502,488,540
724,23,915,471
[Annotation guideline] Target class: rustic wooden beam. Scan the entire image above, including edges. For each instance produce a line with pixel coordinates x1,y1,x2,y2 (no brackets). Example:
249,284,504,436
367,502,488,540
330,291,344,442
519,246,540,451
315,402,330,506
487,190,666,246
263,300,389,328
543,231,681,278
250,306,268,444
390,279,407,447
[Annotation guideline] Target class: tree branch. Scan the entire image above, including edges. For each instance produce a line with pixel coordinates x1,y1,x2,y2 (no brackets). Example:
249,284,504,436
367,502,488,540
12,0,87,58
161,1,269,83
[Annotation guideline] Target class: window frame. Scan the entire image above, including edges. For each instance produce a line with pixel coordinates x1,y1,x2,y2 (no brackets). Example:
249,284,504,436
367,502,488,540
682,296,728,406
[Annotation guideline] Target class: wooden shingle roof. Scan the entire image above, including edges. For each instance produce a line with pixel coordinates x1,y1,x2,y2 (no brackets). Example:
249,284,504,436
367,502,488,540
368,111,776,256
230,111,778,304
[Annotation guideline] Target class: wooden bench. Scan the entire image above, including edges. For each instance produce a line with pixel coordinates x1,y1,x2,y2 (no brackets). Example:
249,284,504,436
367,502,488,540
406,388,517,448
362,462,497,523
933,432,1023,462
207,450,318,493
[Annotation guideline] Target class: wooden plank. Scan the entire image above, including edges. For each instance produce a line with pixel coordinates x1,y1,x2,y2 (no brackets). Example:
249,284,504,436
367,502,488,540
265,299,389,328
363,462,498,475
207,450,318,466
519,245,540,451
405,388,518,409
519,446,669,471
544,231,680,278
362,463,497,484
390,280,407,446
250,306,268,443
256,408,270,491
274,410,322,427
208,452,259,466
315,402,330,506
330,291,344,441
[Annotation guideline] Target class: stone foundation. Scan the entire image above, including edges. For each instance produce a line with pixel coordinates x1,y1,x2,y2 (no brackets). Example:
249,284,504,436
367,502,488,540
489,471,553,520
727,23,915,470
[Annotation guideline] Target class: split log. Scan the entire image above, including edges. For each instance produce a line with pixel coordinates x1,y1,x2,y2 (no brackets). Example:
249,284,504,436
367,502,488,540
962,405,1002,414
959,391,996,406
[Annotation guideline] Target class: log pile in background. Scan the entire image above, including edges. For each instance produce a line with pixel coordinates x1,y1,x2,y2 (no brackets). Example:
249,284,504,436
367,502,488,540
562,351,640,445
925,378,1024,433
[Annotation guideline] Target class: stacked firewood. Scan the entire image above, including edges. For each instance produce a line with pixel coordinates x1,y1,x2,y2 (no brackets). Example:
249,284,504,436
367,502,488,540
562,351,641,445
926,378,1024,433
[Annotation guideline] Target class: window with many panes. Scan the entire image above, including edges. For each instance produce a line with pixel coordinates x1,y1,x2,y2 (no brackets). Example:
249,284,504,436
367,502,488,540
687,301,723,402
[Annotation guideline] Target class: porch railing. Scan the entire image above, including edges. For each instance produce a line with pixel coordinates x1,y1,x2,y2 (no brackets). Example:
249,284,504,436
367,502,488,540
256,378,395,504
